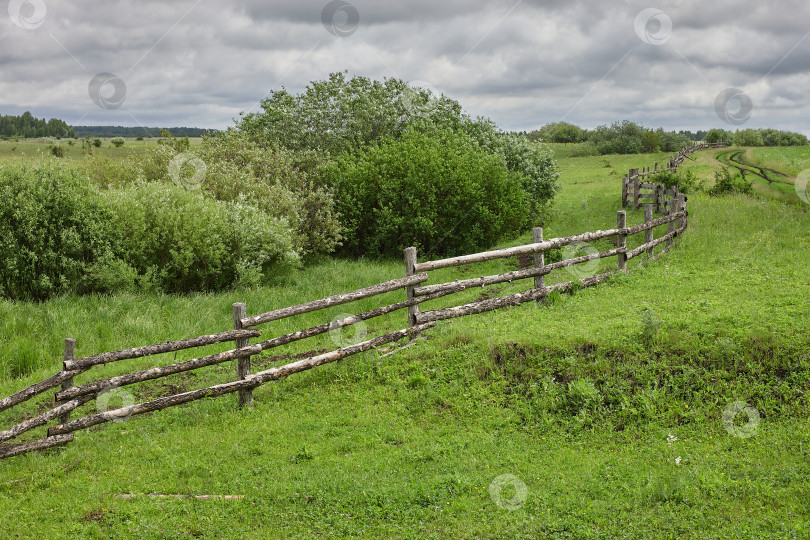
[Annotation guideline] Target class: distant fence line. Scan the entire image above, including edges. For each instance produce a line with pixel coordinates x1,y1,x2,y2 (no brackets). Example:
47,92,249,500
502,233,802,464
0,143,716,461
623,142,729,210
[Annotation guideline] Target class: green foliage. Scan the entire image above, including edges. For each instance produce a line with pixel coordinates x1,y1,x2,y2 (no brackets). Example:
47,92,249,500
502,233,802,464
641,130,661,153
196,131,342,258
650,169,704,194
531,121,587,143
0,111,75,138
639,307,662,346
106,183,299,293
588,120,645,154
760,128,808,147
331,129,532,257
110,137,125,148
0,162,127,300
656,128,691,152
567,141,600,157
237,72,559,254
48,144,64,158
92,139,102,148
705,128,733,144
733,129,764,147
709,167,753,196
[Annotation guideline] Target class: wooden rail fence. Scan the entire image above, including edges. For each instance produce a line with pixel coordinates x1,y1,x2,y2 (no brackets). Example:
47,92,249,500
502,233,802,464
0,144,706,461
622,142,728,210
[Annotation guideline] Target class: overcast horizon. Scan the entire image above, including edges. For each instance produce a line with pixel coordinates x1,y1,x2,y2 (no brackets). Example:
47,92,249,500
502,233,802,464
2,0,809,135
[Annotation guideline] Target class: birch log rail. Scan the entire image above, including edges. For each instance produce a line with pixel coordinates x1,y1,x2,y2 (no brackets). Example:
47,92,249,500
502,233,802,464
48,323,435,437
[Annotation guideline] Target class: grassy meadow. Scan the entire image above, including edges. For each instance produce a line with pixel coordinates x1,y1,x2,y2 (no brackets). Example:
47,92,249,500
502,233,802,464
0,143,809,538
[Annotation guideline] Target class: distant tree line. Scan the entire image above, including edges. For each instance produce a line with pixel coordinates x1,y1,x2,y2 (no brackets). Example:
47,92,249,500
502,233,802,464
72,126,217,138
704,128,808,147
520,121,808,155
0,112,75,139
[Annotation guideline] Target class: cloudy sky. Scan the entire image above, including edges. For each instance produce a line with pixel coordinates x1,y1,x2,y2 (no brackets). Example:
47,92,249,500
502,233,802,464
1,0,809,134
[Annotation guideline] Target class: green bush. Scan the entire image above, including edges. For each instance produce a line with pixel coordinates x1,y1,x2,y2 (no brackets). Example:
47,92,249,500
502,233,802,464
49,144,64,158
650,169,704,195
106,183,299,293
196,132,342,258
110,137,125,148
93,139,102,148
238,72,559,233
709,167,753,196
0,162,128,300
331,129,532,257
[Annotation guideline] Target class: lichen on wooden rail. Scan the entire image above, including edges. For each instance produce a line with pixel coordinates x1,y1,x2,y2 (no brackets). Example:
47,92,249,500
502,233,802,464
0,434,74,460
413,229,620,273
0,368,88,414
0,394,94,443
241,274,429,328
413,247,624,297
56,290,458,401
48,323,435,437
415,272,611,324
626,225,686,260
56,344,263,401
64,329,261,371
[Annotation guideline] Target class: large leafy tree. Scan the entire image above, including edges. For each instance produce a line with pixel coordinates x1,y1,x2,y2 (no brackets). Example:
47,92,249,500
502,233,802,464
237,72,559,256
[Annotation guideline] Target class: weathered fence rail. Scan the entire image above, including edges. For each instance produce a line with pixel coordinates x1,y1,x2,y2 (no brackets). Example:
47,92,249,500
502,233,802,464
0,144,705,461
622,142,728,210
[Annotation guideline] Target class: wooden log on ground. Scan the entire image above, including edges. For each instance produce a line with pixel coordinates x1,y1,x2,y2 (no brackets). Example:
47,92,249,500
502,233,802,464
241,274,428,328
233,303,253,409
64,330,261,371
49,323,435,437
415,272,612,324
413,247,624,297
115,494,245,501
0,367,88,414
413,228,621,272
0,434,74,460
0,395,93,443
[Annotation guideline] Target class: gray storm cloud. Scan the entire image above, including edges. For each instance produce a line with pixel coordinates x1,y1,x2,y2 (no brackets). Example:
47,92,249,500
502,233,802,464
0,0,808,133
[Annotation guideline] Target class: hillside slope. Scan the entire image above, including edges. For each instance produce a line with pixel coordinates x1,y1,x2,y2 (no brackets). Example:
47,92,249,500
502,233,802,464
1,149,808,538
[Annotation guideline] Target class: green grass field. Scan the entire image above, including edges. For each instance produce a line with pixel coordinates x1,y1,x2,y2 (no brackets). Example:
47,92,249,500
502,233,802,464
0,137,201,162
1,144,809,538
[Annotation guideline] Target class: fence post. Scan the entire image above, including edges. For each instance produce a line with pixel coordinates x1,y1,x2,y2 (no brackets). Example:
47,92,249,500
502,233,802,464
233,303,253,409
617,211,627,272
675,194,686,230
644,204,654,257
59,338,77,424
404,247,419,333
666,193,676,248
622,175,628,207
654,184,660,214
533,227,545,298
632,169,641,210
